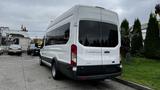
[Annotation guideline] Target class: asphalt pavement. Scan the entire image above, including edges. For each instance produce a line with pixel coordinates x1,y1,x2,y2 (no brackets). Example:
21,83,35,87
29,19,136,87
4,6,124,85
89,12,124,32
0,54,136,90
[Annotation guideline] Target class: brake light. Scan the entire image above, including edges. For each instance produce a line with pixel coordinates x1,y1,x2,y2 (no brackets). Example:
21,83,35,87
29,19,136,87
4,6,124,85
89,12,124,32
71,44,77,66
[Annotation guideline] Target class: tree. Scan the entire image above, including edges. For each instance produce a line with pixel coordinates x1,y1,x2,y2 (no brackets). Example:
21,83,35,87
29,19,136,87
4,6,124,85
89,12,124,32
131,19,143,55
144,13,160,59
155,4,160,16
120,19,130,57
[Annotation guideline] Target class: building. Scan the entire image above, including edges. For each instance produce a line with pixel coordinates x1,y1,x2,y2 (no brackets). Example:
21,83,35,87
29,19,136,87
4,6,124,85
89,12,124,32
141,21,160,40
0,27,31,51
0,27,10,45
130,20,160,41
141,23,148,40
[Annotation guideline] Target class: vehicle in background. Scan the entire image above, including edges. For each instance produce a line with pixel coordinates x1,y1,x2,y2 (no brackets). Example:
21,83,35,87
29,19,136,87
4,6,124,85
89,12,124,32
40,5,122,80
8,44,22,56
27,44,40,56
0,46,4,55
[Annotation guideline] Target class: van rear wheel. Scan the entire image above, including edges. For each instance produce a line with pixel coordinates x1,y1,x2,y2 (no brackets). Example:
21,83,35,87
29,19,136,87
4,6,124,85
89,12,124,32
39,57,44,66
51,63,60,80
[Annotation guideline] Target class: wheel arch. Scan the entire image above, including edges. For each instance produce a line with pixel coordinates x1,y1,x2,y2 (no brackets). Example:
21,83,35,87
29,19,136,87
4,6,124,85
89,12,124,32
51,57,61,73
51,57,58,66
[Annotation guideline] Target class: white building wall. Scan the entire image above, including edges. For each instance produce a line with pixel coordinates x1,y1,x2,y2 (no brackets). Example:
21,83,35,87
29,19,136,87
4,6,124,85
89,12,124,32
142,30,146,40
141,21,160,40
19,38,31,51
0,28,31,50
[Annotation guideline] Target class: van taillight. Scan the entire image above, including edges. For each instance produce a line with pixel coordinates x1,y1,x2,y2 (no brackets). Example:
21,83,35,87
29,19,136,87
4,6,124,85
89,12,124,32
71,44,77,66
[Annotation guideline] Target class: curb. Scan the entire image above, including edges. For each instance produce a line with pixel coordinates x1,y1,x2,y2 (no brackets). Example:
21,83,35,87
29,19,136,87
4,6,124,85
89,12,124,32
112,78,152,90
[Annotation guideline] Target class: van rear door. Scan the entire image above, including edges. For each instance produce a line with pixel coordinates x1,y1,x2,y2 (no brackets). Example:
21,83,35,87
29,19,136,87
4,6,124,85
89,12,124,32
101,22,119,65
77,7,120,66
78,20,102,66
101,10,120,65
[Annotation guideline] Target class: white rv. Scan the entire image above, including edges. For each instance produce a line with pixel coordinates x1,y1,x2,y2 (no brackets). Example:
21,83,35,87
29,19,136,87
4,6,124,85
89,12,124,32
40,5,122,80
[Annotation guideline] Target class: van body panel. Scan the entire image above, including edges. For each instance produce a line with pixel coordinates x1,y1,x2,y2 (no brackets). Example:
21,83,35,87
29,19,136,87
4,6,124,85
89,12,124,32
77,44,102,66
78,6,101,21
101,9,119,25
101,47,120,65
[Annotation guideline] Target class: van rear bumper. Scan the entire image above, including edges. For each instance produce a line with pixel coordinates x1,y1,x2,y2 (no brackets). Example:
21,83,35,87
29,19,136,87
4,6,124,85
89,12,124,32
76,72,121,80
74,64,122,80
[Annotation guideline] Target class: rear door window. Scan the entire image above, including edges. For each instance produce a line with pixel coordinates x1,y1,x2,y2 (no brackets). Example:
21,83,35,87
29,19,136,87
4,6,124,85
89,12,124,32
79,20,118,47
101,22,118,47
79,20,101,47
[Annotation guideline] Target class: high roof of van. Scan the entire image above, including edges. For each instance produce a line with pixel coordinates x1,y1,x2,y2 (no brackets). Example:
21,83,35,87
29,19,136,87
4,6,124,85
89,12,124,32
47,5,118,30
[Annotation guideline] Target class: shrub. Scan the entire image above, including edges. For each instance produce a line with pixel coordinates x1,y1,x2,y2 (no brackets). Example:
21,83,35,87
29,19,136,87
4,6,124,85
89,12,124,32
131,19,143,55
144,13,160,59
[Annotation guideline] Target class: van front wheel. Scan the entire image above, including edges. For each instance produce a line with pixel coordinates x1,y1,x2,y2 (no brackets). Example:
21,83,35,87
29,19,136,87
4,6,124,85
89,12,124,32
51,63,60,80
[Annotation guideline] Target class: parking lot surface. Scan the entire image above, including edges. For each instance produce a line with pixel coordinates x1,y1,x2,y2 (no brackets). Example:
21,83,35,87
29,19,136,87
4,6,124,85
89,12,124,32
0,54,136,90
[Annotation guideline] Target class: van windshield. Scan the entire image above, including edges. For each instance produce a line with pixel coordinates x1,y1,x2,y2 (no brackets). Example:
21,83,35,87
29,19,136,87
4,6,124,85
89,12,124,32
79,20,118,47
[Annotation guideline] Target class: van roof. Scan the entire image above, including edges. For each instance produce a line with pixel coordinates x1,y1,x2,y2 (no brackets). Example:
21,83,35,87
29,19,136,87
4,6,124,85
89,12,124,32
47,5,118,30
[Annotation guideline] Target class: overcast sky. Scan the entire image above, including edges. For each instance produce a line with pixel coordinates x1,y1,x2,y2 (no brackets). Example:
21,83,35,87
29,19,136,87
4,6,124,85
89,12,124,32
0,0,159,38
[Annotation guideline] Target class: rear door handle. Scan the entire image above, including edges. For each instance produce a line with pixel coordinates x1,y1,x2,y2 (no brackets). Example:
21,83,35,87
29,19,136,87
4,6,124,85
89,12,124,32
104,51,110,53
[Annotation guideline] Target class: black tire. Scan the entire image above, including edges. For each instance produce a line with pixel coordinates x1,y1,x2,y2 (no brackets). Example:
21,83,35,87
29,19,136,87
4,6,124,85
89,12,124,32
27,51,30,55
31,52,34,56
51,62,60,80
39,57,44,66
8,52,10,55
18,53,22,56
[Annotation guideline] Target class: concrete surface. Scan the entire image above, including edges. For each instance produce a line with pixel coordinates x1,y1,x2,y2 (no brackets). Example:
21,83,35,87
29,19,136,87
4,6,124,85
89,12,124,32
0,54,136,90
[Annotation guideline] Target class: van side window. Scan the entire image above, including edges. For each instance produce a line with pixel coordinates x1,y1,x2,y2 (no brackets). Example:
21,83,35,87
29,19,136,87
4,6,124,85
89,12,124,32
45,23,70,45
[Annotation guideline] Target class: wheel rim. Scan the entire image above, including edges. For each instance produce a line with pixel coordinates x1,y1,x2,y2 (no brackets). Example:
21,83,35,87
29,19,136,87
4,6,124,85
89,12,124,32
52,65,56,77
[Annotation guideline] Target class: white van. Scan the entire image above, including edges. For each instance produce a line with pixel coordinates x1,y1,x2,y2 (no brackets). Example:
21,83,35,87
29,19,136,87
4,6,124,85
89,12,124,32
40,5,122,80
